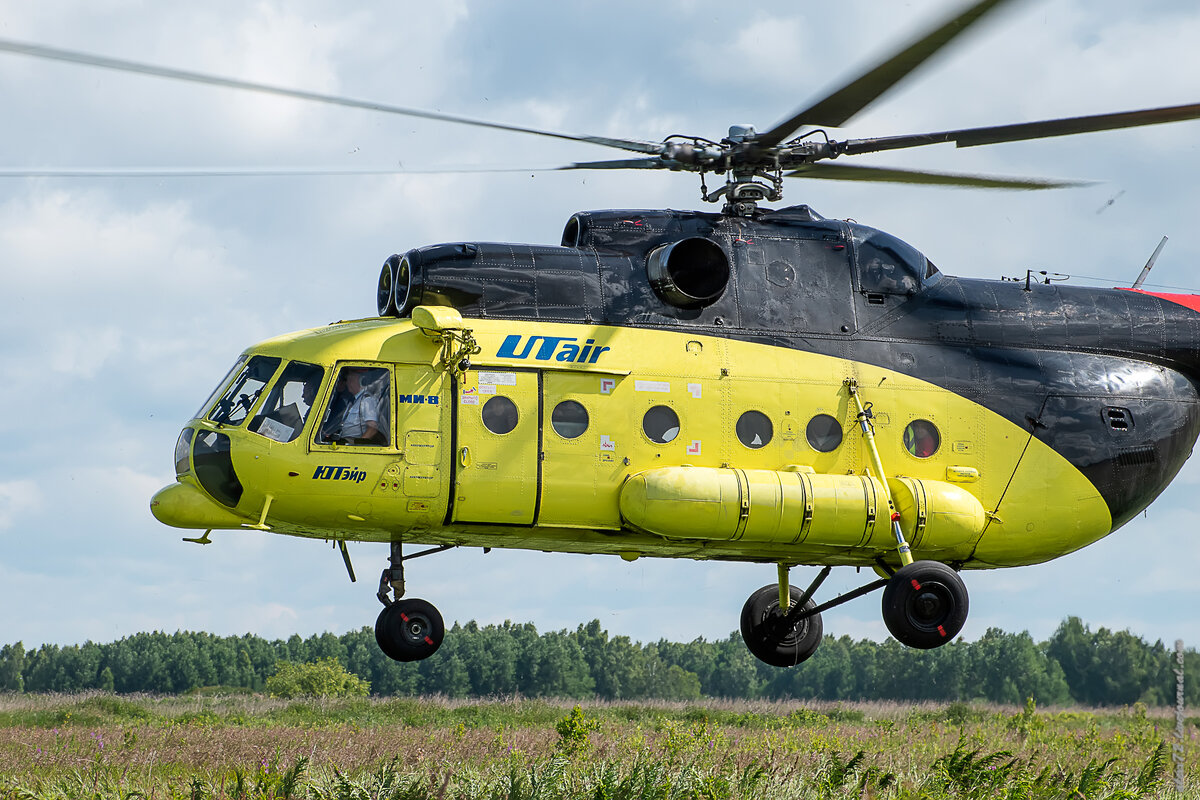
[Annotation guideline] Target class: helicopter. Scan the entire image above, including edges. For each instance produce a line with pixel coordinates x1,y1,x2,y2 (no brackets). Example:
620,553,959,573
6,0,1200,666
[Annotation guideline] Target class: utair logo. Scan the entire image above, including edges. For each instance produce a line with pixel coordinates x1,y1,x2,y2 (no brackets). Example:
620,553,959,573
496,334,611,364
312,466,368,483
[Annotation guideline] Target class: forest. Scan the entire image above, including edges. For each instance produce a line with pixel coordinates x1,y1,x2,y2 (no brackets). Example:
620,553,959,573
0,616,1195,707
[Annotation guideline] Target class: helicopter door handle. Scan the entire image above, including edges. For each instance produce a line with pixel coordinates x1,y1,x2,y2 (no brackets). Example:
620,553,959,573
459,446,471,467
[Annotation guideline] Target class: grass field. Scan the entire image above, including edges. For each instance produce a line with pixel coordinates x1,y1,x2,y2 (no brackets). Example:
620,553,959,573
0,692,1196,798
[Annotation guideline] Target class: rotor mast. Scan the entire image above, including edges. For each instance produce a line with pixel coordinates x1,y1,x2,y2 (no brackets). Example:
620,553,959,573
702,125,784,217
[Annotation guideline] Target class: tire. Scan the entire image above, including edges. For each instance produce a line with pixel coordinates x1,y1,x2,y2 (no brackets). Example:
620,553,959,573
375,598,445,662
739,583,823,667
881,560,968,649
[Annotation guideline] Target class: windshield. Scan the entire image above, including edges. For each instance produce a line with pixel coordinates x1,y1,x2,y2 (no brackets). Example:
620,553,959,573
249,361,325,443
193,357,245,420
207,355,281,426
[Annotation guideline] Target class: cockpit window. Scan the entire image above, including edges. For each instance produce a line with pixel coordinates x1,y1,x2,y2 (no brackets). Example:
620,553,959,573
194,357,245,420
316,366,391,446
207,355,281,426
855,228,928,296
249,361,325,443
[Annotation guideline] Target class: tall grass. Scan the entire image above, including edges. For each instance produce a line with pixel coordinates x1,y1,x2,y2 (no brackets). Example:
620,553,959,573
0,693,1195,798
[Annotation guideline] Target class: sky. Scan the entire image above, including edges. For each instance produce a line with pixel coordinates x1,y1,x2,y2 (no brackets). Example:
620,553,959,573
1,0,1199,654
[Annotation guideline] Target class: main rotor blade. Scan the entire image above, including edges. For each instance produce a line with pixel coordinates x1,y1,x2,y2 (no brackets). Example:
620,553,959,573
0,38,663,156
840,102,1200,155
554,158,668,170
785,162,1089,190
0,166,568,178
757,0,1019,148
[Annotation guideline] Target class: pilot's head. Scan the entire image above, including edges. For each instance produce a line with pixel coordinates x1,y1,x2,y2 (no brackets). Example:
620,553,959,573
301,378,319,405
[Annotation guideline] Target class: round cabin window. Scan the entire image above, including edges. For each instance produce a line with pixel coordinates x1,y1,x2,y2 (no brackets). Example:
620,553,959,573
736,410,773,449
551,400,589,439
642,405,680,444
903,419,940,458
481,396,519,435
806,414,843,453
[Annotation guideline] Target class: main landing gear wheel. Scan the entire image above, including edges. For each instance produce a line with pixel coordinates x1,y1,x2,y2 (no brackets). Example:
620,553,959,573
881,560,968,649
740,584,823,667
375,598,445,662
373,541,455,662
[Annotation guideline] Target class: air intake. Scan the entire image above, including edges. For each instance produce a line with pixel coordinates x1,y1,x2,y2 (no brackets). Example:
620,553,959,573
646,238,729,309
377,254,414,317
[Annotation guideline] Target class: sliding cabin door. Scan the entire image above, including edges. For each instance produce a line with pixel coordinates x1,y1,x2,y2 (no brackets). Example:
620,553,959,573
451,367,540,525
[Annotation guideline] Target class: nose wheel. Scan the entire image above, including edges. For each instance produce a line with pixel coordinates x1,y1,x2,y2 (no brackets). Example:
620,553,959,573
372,541,452,662
375,598,444,662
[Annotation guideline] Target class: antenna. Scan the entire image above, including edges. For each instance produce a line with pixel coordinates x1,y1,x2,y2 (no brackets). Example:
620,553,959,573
1132,236,1168,289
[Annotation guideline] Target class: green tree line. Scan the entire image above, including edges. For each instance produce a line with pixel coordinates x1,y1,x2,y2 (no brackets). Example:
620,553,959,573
0,617,1195,706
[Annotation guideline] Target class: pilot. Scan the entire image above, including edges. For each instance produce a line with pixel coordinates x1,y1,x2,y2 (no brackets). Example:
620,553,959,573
318,372,349,440
274,374,322,431
329,368,381,444
300,374,320,411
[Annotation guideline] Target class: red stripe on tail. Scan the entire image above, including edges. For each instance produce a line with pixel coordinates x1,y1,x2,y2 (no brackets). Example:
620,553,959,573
1125,288,1200,314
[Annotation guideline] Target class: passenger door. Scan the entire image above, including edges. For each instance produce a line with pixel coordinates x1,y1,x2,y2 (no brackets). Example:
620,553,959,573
538,371,624,529
452,367,540,524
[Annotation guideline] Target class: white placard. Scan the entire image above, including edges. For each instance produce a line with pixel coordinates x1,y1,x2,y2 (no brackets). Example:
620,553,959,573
479,371,517,386
634,380,670,393
257,417,294,441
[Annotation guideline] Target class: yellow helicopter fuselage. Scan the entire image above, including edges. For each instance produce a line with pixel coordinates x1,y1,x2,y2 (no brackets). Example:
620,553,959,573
153,313,1111,571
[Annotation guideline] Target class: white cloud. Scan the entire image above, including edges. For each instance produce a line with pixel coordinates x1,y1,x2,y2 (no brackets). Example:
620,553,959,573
0,189,243,293
0,480,42,530
82,466,170,514
47,326,122,378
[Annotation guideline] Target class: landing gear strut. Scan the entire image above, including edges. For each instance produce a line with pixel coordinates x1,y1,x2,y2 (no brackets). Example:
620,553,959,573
739,561,969,666
373,542,451,662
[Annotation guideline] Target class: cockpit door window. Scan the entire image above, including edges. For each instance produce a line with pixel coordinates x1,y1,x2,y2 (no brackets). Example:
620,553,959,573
316,366,392,446
207,355,281,426
249,361,325,443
